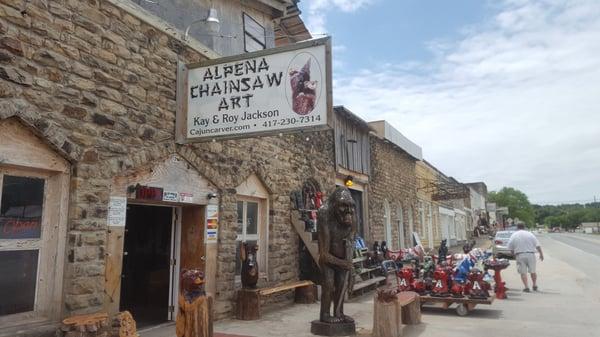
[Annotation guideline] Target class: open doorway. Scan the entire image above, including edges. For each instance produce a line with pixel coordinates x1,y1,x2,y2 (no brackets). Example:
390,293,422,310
120,204,174,328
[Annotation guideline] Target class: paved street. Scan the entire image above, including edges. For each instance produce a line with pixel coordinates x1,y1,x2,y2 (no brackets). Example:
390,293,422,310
141,233,600,337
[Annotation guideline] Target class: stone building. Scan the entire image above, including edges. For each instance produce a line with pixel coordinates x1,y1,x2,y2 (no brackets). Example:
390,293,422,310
416,160,472,247
0,0,328,335
368,121,422,250
415,160,443,249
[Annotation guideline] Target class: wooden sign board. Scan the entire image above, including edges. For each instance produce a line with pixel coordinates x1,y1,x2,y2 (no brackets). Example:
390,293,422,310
176,37,333,143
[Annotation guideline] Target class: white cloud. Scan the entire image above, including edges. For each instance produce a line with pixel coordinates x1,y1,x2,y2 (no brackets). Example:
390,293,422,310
302,0,375,33
331,0,600,204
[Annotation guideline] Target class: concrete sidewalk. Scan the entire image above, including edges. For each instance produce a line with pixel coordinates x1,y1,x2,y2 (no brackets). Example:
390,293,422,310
141,234,599,337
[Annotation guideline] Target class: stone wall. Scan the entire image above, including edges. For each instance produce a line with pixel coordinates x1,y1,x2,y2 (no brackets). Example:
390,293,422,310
0,0,336,323
183,132,335,317
368,136,419,250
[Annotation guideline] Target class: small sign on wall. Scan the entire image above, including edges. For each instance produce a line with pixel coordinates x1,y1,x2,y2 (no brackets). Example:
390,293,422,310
179,192,194,203
206,204,219,243
107,196,127,227
163,191,179,202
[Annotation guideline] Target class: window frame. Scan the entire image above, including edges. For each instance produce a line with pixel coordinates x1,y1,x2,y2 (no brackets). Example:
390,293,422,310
383,200,392,249
395,205,405,249
0,167,64,326
243,12,266,52
235,195,268,281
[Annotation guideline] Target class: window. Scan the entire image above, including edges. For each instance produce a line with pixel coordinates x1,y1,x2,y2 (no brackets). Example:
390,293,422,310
243,13,266,52
0,119,70,327
396,205,405,249
235,200,260,276
427,205,434,248
0,175,45,316
408,206,414,246
419,202,426,246
383,200,392,248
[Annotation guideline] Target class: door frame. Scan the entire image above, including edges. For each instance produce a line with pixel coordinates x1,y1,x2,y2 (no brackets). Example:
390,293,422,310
123,203,181,323
169,207,182,321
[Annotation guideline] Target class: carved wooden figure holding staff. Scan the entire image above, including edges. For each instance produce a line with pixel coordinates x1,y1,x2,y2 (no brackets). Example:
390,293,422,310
317,187,356,325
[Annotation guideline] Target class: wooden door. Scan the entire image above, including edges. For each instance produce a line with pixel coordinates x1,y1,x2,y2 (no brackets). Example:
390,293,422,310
180,206,206,272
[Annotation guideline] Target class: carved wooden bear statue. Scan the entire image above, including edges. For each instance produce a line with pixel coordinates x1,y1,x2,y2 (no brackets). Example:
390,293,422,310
176,269,212,337
180,269,205,302
240,242,259,288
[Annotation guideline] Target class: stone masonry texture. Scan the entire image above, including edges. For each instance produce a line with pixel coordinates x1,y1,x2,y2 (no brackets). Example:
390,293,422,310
368,137,420,250
0,0,335,323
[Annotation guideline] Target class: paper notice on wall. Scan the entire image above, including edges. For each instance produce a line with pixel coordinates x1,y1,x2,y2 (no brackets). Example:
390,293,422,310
207,204,218,219
179,192,193,203
107,196,127,227
206,204,218,243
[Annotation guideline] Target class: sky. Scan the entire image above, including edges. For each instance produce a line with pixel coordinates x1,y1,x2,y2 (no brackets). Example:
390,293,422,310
298,0,600,205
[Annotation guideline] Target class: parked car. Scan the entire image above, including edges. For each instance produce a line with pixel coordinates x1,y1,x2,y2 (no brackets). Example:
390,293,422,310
492,230,515,258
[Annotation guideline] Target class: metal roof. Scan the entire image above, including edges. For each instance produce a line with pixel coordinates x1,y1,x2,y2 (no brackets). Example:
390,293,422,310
368,120,423,160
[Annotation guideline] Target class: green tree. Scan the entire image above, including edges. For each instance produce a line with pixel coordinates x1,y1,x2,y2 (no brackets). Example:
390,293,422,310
488,187,535,226
533,202,600,229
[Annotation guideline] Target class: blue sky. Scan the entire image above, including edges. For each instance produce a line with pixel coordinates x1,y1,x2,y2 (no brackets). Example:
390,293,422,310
299,0,600,205
305,0,489,72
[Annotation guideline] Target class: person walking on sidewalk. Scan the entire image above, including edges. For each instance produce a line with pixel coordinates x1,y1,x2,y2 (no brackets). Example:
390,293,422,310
508,223,544,292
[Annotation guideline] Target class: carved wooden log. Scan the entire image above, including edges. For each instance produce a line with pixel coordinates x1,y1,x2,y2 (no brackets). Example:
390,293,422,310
236,289,261,320
398,291,421,325
372,291,421,337
112,311,138,337
372,295,403,337
294,284,317,304
61,312,109,334
176,295,213,337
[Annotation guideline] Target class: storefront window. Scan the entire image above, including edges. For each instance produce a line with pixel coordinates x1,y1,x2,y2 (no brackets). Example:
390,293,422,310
0,176,44,239
0,250,39,315
0,175,45,316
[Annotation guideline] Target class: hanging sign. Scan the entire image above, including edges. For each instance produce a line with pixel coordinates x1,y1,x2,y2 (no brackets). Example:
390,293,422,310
176,37,333,142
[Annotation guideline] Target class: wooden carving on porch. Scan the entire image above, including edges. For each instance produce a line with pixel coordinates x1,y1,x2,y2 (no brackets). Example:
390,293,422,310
311,186,357,336
240,242,259,288
176,269,213,337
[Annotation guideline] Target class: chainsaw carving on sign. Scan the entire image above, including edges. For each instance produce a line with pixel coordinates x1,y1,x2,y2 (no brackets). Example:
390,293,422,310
289,59,317,115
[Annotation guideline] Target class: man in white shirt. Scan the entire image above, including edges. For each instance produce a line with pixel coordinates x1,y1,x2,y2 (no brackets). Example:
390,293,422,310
508,223,544,292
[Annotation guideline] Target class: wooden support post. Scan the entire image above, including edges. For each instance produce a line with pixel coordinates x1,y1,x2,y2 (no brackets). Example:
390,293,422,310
236,289,261,320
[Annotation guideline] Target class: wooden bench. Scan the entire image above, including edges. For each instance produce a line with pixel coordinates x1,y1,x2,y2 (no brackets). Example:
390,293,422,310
236,280,316,320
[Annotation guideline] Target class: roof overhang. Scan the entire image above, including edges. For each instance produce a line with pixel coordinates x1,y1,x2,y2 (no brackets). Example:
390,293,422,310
274,1,312,46
334,105,372,131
